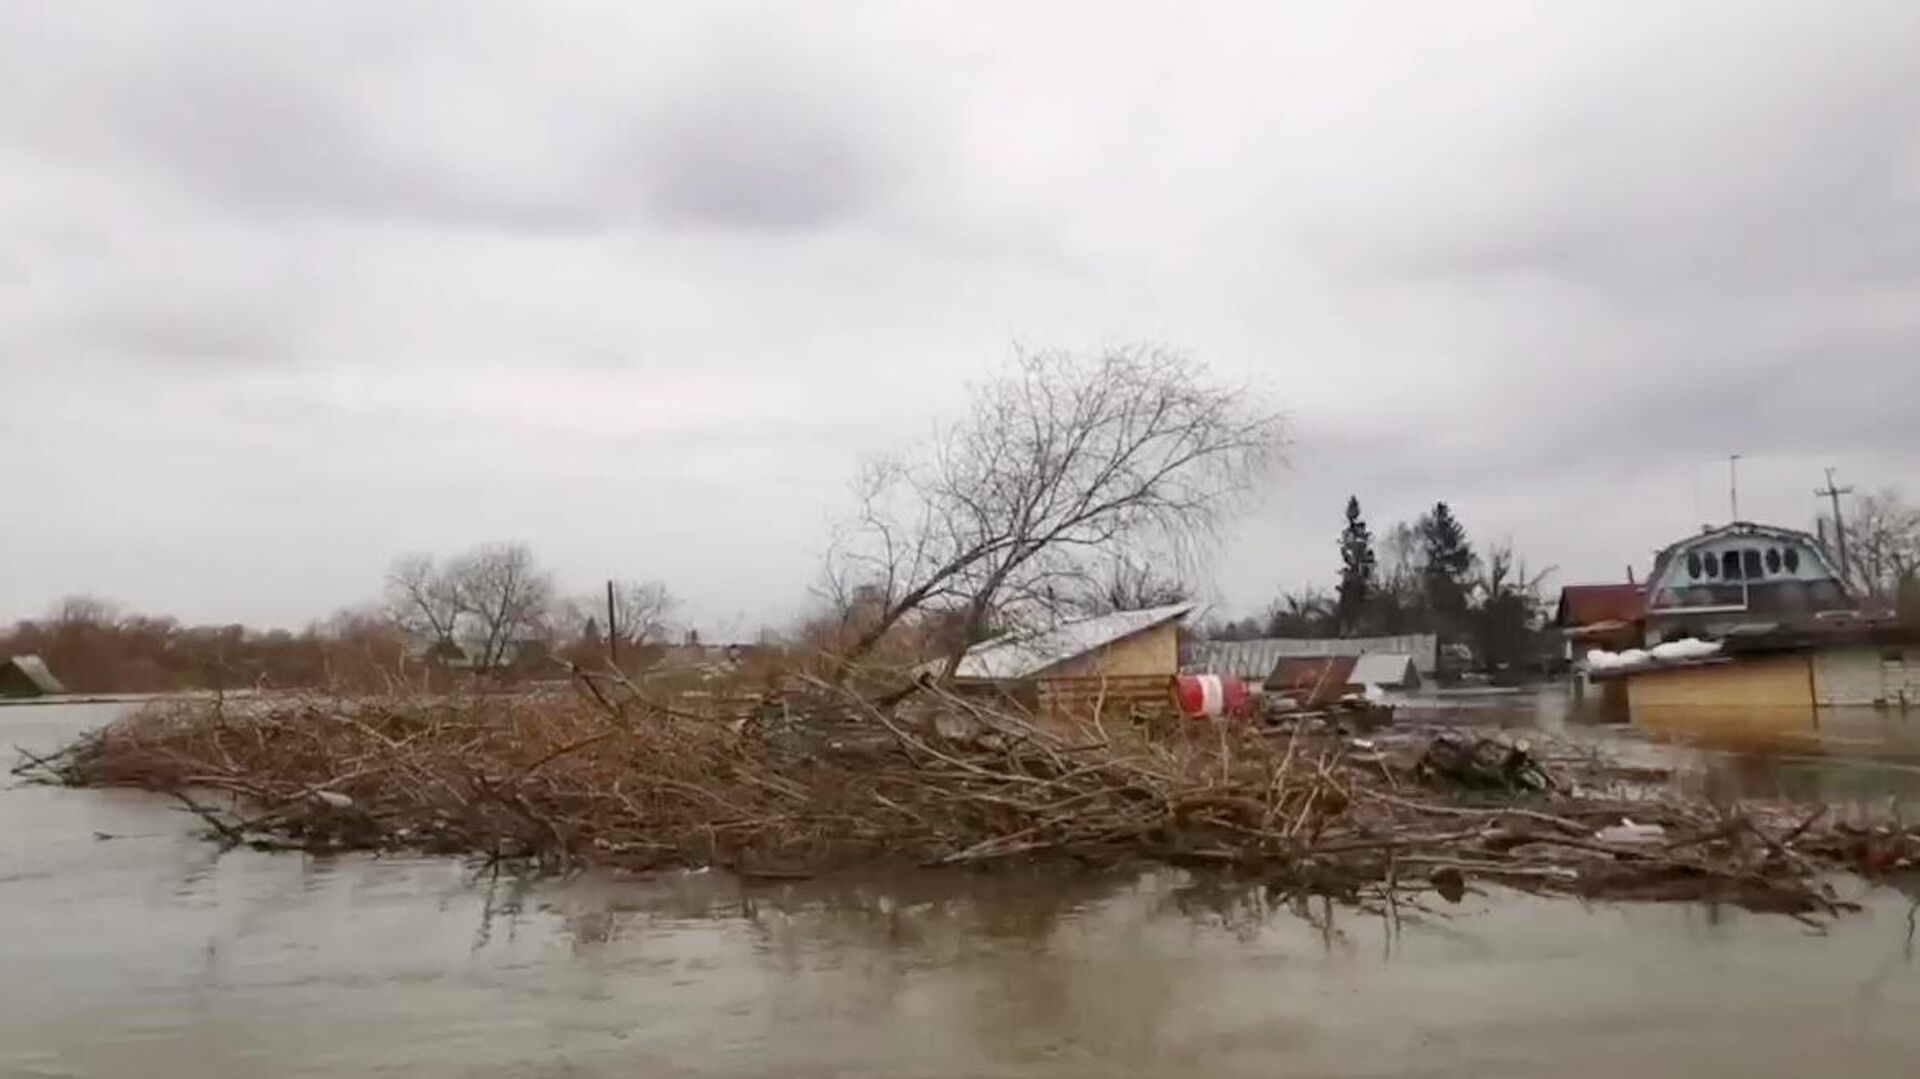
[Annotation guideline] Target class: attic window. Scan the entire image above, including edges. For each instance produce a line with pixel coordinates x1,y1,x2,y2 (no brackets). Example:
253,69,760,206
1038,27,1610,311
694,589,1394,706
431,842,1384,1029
1704,555,1719,579
1784,548,1801,573
1766,548,1782,574
1686,552,1702,579
1743,549,1764,579
1722,550,1742,580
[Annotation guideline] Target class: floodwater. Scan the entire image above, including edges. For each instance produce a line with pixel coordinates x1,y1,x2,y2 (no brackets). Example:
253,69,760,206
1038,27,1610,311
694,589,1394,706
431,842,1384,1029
8,699,1920,1077
1410,686,1920,811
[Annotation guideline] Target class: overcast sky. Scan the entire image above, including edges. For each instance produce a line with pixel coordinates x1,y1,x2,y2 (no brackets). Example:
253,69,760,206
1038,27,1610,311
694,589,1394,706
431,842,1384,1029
4,1,1918,636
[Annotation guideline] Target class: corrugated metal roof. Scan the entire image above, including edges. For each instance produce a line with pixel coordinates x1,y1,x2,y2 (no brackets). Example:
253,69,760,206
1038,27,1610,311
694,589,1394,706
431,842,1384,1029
1191,634,1439,679
951,604,1192,680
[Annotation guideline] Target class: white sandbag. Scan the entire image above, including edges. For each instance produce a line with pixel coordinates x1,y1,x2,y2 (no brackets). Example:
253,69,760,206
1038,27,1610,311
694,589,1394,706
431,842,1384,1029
1649,637,1721,662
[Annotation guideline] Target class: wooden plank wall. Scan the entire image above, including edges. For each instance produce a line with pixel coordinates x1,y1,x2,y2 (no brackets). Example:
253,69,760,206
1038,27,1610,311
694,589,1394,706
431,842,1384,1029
1037,675,1175,724
1625,654,1813,710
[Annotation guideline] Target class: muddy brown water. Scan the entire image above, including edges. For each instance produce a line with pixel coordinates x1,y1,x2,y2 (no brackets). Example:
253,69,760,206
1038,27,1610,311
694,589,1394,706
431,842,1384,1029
8,696,1920,1077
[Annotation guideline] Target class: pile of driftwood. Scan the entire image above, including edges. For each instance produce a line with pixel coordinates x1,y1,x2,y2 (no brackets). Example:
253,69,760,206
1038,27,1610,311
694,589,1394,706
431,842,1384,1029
14,678,1917,922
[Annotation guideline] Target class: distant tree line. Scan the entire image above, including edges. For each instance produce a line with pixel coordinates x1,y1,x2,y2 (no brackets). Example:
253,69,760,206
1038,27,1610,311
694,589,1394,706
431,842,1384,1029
1210,497,1554,676
0,546,680,695
0,595,411,695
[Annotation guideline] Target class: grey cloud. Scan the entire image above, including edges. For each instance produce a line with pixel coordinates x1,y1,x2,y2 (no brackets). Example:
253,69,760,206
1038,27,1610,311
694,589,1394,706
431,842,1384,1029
4,1,1919,630
0,4,928,236
1240,6,1920,574
71,58,595,232
619,23,926,233
1343,19,1920,302
78,301,295,367
126,73,523,228
635,88,891,232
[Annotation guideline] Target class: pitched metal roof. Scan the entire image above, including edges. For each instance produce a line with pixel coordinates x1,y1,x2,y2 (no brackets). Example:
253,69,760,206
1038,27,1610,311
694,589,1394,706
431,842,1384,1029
950,604,1192,680
1268,655,1359,703
1350,652,1419,688
1191,633,1439,678
2,655,64,695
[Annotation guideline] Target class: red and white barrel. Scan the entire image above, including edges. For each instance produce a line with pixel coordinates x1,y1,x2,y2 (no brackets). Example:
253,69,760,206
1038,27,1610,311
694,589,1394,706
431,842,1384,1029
1171,673,1249,718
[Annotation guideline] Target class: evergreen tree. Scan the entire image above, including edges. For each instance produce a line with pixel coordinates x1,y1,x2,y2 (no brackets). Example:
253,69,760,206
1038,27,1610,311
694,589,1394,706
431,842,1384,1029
1335,496,1377,635
1419,501,1474,623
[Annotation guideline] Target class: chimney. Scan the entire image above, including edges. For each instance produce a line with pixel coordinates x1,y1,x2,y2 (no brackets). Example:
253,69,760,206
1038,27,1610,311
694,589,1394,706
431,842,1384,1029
1626,565,1636,585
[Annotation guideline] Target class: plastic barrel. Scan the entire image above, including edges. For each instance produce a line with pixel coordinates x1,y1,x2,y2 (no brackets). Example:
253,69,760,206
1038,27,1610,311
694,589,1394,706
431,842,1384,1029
1171,673,1248,718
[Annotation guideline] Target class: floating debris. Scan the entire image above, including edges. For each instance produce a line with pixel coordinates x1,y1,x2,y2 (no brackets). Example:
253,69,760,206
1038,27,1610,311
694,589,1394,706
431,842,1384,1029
13,680,1912,923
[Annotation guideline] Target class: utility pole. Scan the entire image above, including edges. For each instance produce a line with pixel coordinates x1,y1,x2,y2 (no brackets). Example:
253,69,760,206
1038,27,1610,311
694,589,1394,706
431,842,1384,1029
1815,468,1854,582
1728,454,1742,522
605,579,619,666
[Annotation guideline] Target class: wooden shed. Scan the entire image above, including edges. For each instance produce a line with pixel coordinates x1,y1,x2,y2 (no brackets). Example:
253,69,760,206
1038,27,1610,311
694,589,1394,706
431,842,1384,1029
946,604,1191,723
1604,624,1918,714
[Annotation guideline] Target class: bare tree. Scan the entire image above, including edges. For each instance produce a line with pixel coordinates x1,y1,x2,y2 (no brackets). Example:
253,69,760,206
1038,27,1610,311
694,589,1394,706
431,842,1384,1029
1375,520,1425,624
1843,488,1920,614
1263,587,1334,637
610,579,675,645
54,594,122,625
1471,540,1555,673
825,346,1284,674
385,553,465,646
450,542,555,671
1074,554,1192,616
561,580,677,648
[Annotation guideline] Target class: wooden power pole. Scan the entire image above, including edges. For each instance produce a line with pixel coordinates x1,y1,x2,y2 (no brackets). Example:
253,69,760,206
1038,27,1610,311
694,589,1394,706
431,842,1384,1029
606,579,619,665
1815,468,1854,581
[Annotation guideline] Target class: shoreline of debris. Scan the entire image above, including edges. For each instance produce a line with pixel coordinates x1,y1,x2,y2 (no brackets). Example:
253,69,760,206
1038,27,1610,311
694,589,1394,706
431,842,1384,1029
12,679,1916,924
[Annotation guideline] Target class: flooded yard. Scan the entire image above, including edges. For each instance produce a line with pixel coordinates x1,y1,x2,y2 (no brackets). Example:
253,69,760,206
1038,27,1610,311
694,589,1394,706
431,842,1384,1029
8,698,1920,1077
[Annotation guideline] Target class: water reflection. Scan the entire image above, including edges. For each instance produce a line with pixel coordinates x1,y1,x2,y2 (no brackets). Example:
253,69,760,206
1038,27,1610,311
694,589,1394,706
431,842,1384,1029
1627,704,1920,810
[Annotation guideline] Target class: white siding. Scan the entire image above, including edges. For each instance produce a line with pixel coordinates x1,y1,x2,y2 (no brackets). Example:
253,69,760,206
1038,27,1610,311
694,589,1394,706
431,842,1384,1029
1887,652,1919,708
1814,647,1891,706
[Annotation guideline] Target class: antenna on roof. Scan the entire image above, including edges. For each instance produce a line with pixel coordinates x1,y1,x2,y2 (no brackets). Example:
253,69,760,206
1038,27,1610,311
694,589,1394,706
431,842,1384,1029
1727,454,1742,523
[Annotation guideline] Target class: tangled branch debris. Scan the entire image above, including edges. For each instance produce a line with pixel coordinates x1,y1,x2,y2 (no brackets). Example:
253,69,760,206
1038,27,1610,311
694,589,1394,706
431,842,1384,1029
14,680,1916,921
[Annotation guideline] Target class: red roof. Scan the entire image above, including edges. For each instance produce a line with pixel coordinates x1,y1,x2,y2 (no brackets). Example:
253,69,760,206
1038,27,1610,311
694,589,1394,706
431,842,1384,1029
1554,584,1646,628
1266,654,1358,704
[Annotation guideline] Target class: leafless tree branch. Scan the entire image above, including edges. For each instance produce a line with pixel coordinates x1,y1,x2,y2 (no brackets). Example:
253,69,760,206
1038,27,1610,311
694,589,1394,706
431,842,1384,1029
823,345,1285,676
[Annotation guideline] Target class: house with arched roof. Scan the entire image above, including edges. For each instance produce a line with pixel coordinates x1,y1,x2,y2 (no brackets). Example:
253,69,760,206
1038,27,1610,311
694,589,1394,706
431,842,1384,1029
1641,522,1856,644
